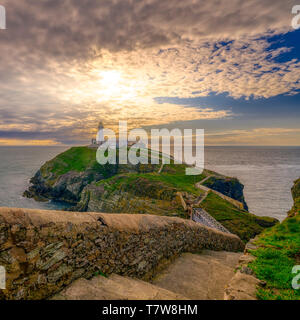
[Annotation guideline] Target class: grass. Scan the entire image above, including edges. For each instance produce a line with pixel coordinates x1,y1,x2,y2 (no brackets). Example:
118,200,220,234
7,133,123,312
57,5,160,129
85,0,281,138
53,147,98,173
42,147,99,175
41,147,207,188
93,270,108,278
93,172,190,218
200,192,277,242
97,171,206,196
140,172,205,195
40,147,117,180
248,215,300,300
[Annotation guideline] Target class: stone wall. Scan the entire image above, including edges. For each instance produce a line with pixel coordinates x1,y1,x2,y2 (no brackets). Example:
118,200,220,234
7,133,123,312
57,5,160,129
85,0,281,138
0,207,244,300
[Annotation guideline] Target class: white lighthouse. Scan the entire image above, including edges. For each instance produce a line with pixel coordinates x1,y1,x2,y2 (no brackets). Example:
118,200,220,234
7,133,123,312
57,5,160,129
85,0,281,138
96,121,104,143
90,121,105,148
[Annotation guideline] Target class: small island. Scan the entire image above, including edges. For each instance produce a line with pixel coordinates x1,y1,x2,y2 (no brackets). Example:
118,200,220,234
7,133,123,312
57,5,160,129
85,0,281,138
24,146,278,242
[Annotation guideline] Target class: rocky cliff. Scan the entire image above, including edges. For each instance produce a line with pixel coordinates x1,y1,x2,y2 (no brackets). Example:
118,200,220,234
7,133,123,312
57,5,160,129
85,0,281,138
24,146,278,241
202,176,248,211
23,147,243,216
23,147,119,203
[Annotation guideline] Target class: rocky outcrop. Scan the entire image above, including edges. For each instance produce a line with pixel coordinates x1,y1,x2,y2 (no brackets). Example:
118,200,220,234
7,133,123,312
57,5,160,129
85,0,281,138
202,176,248,211
73,177,186,217
24,147,246,216
23,147,119,204
24,169,104,203
23,147,186,217
0,207,244,300
23,147,278,242
196,183,245,210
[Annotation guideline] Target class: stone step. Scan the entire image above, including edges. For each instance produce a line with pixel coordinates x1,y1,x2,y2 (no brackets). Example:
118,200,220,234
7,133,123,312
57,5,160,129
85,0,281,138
106,274,187,300
52,278,125,300
152,251,242,300
53,273,187,300
52,250,241,301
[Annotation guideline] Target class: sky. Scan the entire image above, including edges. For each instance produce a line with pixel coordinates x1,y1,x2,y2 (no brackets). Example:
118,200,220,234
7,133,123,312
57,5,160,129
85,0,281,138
0,0,299,146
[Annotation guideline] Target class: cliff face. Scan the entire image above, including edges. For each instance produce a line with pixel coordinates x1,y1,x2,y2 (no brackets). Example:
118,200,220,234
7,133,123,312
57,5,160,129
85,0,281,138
74,174,194,218
23,147,119,203
23,147,205,216
288,178,300,217
202,176,248,211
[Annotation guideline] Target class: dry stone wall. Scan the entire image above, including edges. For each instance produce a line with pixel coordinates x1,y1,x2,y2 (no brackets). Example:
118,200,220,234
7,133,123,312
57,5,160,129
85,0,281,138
0,207,244,300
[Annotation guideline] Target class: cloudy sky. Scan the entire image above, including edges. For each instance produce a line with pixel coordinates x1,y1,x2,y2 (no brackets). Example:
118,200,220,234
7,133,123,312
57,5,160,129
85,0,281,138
0,0,299,146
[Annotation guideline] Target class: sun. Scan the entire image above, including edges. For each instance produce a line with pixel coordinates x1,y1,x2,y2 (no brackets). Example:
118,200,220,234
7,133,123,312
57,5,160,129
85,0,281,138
99,70,121,86
96,69,139,102
97,70,122,100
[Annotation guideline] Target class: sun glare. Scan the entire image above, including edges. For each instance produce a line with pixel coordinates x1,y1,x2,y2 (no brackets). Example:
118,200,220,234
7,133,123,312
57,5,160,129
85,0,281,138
99,70,121,86
96,69,140,102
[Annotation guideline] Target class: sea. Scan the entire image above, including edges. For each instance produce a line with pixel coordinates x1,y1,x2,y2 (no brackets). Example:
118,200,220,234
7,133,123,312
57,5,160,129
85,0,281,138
0,146,299,221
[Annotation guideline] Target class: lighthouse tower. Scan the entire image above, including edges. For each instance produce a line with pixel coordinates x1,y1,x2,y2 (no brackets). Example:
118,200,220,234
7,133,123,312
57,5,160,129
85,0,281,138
96,121,104,143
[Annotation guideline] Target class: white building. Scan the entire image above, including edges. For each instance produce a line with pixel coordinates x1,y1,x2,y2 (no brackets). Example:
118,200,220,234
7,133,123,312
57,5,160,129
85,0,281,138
90,121,139,149
90,122,104,148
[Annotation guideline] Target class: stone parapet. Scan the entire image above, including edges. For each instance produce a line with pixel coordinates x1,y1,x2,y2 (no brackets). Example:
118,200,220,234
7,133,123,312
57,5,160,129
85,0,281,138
0,207,244,300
